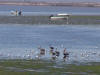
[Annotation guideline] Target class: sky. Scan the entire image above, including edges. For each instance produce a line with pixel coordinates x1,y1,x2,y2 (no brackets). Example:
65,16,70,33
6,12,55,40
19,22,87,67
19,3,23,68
0,0,100,2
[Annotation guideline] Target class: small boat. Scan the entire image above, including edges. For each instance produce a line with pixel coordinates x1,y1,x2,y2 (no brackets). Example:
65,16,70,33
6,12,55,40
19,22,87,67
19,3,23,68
57,13,70,16
50,13,70,20
50,16,67,20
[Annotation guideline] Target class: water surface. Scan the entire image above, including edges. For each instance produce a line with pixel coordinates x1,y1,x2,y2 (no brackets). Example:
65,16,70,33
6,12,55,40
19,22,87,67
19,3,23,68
1,5,100,16
0,24,100,62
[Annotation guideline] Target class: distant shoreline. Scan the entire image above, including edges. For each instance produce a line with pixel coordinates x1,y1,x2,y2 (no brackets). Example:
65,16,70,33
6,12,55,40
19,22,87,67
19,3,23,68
0,1,100,7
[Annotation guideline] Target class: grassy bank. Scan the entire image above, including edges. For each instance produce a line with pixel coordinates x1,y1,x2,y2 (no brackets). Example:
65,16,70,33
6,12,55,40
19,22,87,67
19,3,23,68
0,59,100,75
0,15,100,25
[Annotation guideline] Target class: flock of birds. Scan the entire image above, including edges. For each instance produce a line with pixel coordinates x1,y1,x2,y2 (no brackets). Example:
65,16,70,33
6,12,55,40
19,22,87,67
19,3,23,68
11,10,22,16
0,46,69,62
0,46,100,62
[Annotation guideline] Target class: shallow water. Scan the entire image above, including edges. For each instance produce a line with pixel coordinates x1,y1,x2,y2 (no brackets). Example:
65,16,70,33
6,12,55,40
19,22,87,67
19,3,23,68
1,5,100,16
0,24,100,62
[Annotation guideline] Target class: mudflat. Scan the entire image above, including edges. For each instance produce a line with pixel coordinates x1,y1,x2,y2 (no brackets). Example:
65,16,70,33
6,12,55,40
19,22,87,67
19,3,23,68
0,15,100,25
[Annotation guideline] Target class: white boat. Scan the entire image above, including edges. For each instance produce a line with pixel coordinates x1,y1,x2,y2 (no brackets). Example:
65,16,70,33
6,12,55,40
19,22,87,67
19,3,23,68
50,13,70,20
50,16,67,20
57,13,70,16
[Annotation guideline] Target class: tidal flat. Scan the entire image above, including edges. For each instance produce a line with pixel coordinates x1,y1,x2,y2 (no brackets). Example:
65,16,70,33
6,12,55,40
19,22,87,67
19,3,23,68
0,15,100,25
0,59,100,75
